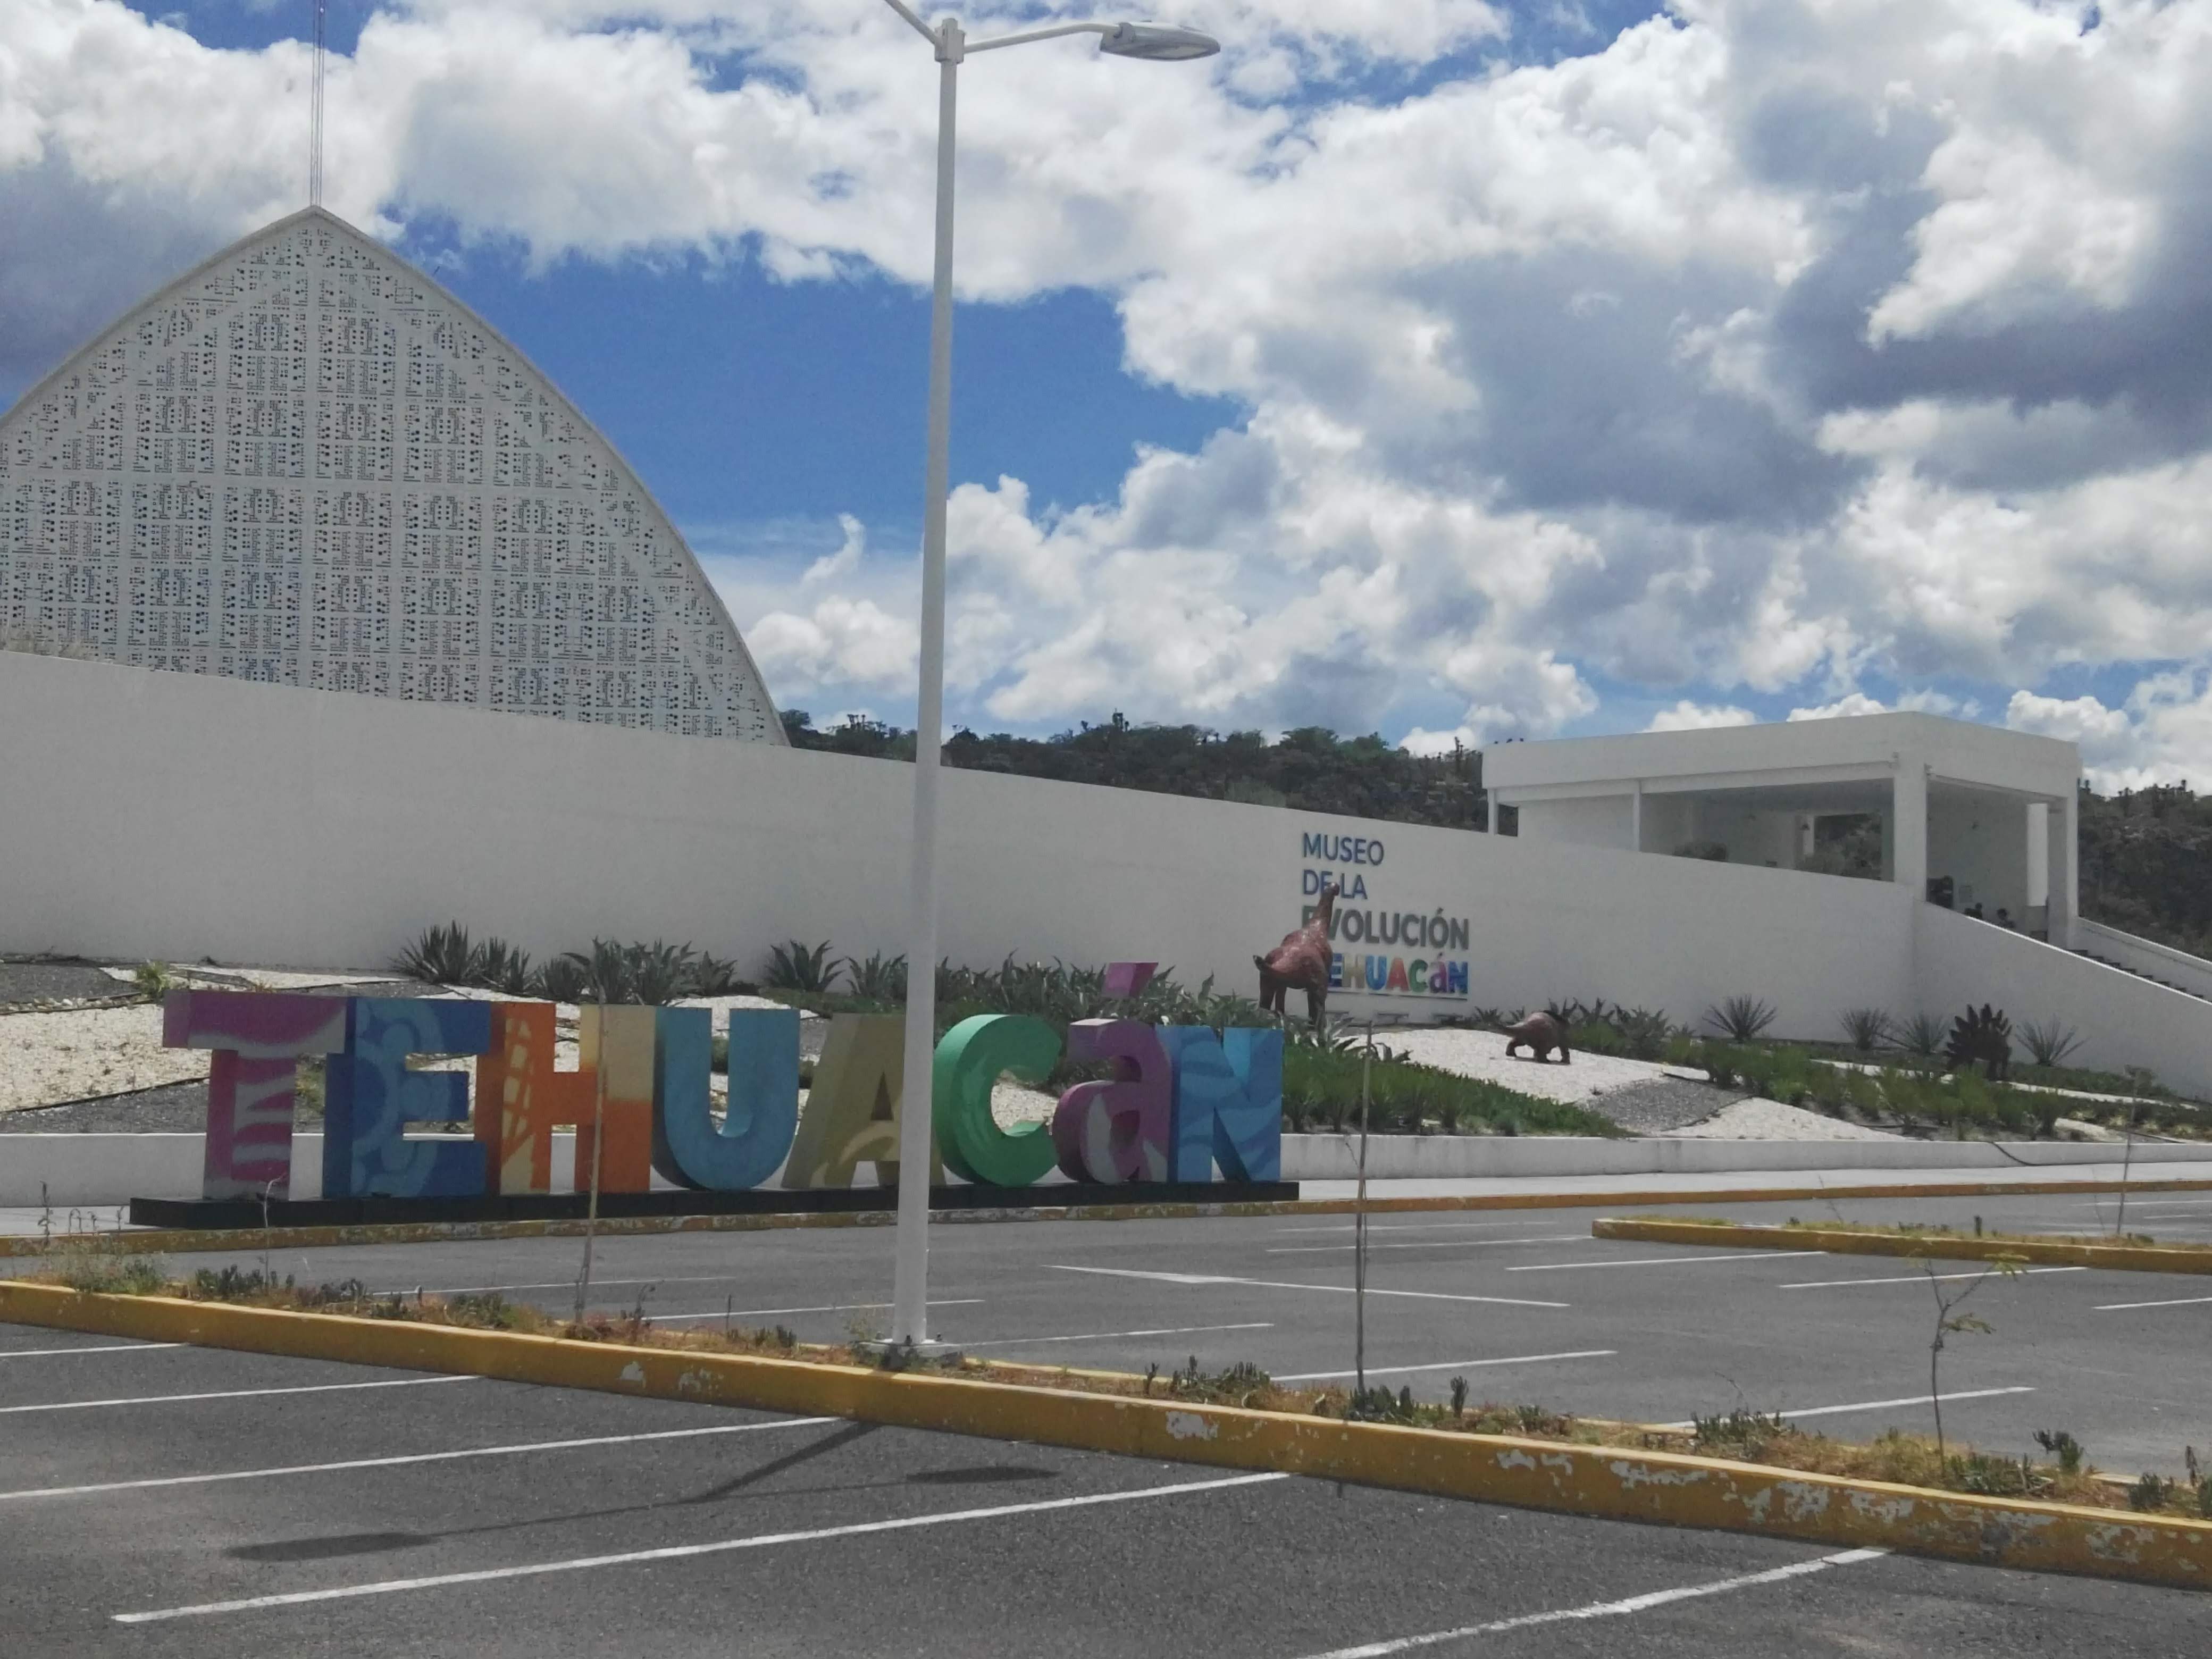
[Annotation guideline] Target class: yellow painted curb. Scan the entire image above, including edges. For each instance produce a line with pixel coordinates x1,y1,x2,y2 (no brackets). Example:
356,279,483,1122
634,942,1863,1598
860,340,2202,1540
9,1175,2212,1259
2,1279,2208,1593
1593,1217,2212,1275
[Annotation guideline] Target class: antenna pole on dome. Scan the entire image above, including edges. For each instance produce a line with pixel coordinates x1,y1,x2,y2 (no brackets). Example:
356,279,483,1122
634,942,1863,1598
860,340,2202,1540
308,0,328,206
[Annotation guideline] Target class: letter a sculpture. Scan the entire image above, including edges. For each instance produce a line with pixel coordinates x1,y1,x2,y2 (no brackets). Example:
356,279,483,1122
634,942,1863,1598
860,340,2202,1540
1255,881,1336,1030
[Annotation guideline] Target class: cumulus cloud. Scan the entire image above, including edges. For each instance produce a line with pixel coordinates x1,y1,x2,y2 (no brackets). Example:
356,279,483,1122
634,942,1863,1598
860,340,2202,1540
1647,700,1756,732
10,0,2212,776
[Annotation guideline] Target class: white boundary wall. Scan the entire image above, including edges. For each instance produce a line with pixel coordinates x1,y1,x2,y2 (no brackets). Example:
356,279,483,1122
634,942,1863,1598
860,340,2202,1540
0,653,1913,1034
3,653,2206,1095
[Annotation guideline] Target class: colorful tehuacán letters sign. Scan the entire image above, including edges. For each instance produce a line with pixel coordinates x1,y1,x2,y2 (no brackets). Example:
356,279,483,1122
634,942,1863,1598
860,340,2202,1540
163,985,1281,1203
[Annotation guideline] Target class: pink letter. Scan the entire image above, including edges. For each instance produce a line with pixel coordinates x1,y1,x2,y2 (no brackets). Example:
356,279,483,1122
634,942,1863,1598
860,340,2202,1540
1050,1019,1171,1185
164,992,350,1200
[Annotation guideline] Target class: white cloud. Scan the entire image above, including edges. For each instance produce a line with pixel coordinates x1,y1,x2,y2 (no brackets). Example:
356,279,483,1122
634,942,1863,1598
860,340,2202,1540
1646,700,1755,732
2007,676,2212,792
1788,692,1890,722
802,514,866,586
746,594,917,695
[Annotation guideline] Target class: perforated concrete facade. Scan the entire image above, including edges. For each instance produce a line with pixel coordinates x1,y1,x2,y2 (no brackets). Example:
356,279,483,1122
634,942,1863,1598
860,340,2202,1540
0,208,784,742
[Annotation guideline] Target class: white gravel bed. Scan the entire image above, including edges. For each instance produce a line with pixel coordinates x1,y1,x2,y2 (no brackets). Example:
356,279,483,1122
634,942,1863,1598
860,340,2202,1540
1387,1026,1680,1104
1664,1097,1903,1141
0,1004,210,1113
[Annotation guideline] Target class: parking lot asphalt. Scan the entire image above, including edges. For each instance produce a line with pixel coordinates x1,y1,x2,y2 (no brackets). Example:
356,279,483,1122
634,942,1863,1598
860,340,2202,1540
5,1186,2211,1654
4,1323,2210,1658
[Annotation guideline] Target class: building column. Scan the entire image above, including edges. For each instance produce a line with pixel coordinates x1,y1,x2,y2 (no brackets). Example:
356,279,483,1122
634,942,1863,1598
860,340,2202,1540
1630,781,1643,852
1894,763,1929,899
1486,790,1498,835
2051,789,2080,946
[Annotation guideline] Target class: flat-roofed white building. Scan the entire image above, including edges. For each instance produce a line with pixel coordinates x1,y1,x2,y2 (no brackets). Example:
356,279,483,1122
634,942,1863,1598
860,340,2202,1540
1484,713,2081,943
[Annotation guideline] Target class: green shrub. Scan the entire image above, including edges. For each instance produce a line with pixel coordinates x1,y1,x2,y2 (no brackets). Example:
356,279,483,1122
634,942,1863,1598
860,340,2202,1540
1839,1008,1895,1051
1703,995,1778,1043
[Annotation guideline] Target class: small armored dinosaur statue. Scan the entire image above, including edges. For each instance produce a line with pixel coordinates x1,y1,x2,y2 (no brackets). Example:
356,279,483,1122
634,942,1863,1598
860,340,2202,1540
1944,1003,2012,1082
1502,1010,1571,1064
1256,882,1337,1029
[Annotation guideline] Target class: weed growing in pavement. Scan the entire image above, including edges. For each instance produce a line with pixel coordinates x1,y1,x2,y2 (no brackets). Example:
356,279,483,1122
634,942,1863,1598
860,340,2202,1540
2035,1429,2086,1476
44,1242,167,1295
1919,1255,2020,1462
2132,1472,2174,1512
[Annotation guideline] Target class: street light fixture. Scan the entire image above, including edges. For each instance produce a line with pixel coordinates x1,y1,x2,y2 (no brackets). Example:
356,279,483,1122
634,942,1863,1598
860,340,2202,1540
873,1,1219,1350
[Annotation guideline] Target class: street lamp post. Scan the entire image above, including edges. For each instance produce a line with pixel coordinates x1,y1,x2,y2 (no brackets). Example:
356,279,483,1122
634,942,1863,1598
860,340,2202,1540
874,2,1218,1348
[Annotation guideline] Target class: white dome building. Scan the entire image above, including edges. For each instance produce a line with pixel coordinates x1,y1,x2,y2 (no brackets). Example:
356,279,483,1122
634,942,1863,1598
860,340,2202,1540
0,207,785,742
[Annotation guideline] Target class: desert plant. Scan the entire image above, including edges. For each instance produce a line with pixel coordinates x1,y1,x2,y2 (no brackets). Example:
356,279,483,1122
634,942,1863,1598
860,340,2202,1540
1703,994,1777,1043
624,940,699,1005
841,950,908,1002
534,954,591,1003
2018,1018,2084,1069
766,940,841,994
691,950,749,996
2033,1428,2085,1476
1900,1012,1948,1058
391,920,481,985
1839,1008,1895,1052
473,938,536,996
564,939,637,1003
2131,1472,2174,1513
132,961,178,1002
1611,1007,1674,1060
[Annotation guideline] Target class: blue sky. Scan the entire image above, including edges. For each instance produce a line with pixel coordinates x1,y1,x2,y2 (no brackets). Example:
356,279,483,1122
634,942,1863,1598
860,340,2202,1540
8,1,2211,782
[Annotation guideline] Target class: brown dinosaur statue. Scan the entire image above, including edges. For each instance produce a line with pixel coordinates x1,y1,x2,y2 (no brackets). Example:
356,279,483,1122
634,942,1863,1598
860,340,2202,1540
1502,1010,1571,1063
1256,882,1337,1029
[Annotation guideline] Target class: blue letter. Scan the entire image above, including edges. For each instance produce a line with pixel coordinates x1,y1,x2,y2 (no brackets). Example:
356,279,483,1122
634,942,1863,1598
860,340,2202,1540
652,1006,799,1192
1159,1026,1283,1184
324,998,491,1200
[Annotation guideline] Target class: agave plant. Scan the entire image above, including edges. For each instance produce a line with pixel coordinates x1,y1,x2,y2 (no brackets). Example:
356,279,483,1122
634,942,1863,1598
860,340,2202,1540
473,938,535,996
841,950,909,1002
625,940,700,1005
1900,1012,1948,1058
692,950,749,997
1839,1007,1896,1053
391,921,481,986
533,954,591,1003
1702,994,1778,1044
766,940,841,994
2019,1017,2084,1069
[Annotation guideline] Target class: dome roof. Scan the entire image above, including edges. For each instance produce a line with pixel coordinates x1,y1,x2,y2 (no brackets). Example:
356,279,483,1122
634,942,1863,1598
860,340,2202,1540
0,206,785,742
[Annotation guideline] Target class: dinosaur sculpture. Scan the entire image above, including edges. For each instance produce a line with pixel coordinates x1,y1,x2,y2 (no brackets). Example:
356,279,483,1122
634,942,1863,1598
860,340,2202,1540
1944,1003,2012,1082
1502,1010,1571,1064
1256,882,1337,1029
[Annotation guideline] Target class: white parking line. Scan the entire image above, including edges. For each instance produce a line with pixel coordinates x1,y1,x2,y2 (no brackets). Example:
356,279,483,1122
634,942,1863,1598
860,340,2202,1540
0,1375,477,1415
1276,1350,1614,1384
379,1275,747,1296
0,1343,186,1360
2097,1294,2212,1311
1270,1220,1589,1236
1050,1265,1569,1309
1267,1236,1587,1255
646,1300,985,1325
1507,1252,1822,1272
958,1322,1273,1350
1652,1387,2032,1431
114,1470,1293,1623
1291,1548,1888,1657
0,1417,833,1503
1779,1267,2087,1289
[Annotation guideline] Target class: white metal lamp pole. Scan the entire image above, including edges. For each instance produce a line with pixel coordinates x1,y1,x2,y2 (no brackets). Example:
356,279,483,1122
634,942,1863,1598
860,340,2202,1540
874,2,1218,1348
